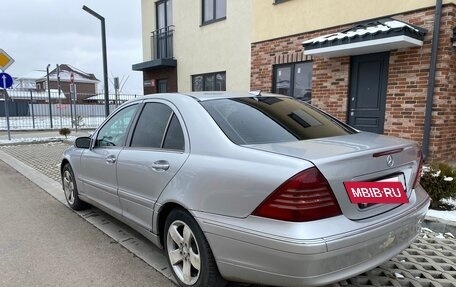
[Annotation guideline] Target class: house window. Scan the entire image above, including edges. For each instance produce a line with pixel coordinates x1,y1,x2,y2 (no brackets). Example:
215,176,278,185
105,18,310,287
156,0,172,29
155,0,173,59
192,72,226,91
202,0,226,24
273,62,313,103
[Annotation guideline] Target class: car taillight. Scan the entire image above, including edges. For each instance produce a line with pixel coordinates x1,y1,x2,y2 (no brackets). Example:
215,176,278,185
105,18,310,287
413,150,423,189
252,167,342,222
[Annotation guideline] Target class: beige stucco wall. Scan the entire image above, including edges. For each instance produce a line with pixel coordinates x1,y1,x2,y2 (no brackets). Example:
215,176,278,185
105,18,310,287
140,0,252,92
252,0,456,43
141,0,156,61
174,0,252,92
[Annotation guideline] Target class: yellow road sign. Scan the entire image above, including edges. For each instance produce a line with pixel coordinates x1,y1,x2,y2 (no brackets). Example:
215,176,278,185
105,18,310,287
0,49,14,71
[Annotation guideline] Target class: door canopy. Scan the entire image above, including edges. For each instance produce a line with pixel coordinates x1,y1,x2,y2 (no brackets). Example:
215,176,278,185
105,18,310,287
302,18,427,58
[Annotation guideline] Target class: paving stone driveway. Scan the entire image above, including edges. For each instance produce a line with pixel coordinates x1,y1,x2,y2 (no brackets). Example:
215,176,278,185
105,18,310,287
1,142,456,287
0,142,67,182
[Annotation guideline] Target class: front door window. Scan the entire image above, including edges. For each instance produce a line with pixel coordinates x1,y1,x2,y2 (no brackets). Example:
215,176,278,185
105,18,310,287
95,105,138,147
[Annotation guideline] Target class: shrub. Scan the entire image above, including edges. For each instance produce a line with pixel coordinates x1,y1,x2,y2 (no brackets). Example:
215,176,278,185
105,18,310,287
59,128,71,139
420,162,456,209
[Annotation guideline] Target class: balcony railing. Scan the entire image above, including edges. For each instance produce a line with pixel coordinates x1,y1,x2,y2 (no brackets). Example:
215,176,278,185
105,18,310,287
151,25,174,60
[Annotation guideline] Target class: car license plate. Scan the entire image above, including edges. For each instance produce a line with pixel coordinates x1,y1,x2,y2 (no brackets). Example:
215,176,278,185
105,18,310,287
378,174,407,191
344,174,408,208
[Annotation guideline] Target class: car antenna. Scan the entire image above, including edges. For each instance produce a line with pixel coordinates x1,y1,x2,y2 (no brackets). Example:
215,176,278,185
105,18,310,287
249,90,262,97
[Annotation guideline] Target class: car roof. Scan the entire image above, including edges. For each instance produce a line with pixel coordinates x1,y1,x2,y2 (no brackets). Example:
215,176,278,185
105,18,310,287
128,91,286,103
182,91,275,101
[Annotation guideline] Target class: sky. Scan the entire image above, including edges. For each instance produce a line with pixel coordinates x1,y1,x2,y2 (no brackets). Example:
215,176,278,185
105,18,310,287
1,0,144,95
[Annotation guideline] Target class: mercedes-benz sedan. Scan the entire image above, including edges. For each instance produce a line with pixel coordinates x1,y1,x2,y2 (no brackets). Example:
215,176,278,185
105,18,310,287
61,92,429,287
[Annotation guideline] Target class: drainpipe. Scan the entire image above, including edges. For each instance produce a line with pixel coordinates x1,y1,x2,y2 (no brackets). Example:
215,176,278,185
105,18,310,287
422,0,442,160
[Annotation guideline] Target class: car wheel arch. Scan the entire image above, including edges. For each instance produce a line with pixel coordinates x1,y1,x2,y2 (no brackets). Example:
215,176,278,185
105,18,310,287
60,159,70,181
157,202,186,246
162,206,227,286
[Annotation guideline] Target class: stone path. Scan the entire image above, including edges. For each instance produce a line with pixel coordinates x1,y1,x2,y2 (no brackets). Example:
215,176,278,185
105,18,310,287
0,142,68,182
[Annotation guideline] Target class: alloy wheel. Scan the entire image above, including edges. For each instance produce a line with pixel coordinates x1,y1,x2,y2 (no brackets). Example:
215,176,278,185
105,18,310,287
167,220,201,285
63,169,75,205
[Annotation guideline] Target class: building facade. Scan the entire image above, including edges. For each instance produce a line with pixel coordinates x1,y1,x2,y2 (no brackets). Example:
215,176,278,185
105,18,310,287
15,65,100,104
134,0,456,160
133,0,252,94
251,0,456,160
35,64,99,102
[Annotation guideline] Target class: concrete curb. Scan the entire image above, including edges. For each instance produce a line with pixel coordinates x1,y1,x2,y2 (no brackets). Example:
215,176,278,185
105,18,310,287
423,216,456,236
0,149,175,284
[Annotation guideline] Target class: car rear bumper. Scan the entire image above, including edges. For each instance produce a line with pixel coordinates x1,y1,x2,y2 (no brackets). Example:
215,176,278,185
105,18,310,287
194,185,430,287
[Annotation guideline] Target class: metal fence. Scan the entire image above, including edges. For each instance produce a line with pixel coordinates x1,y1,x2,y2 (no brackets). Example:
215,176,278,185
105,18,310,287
0,89,140,131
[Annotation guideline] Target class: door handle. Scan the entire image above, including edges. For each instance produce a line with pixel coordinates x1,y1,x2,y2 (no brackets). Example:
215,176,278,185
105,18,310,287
105,155,117,164
151,160,170,171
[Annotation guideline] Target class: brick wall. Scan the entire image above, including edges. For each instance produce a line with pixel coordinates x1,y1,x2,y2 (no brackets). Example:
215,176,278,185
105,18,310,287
143,67,178,95
431,5,456,160
386,5,456,161
250,4,456,161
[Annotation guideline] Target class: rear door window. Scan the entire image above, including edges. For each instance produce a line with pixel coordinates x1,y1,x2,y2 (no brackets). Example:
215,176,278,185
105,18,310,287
163,114,185,150
130,102,185,151
201,97,356,145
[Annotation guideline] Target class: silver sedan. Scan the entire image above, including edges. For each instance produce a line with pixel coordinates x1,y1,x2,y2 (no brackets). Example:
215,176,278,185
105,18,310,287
61,92,430,287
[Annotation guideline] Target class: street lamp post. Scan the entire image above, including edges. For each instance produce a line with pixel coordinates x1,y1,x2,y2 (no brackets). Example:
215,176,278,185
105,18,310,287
82,5,110,117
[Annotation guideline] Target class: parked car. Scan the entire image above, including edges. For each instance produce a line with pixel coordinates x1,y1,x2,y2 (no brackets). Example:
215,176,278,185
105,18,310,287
61,92,430,287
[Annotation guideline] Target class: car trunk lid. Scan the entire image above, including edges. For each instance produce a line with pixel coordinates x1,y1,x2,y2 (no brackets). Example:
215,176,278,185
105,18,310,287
245,132,421,220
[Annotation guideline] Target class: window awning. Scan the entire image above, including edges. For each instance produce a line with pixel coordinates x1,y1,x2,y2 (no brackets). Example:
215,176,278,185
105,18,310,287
302,18,427,58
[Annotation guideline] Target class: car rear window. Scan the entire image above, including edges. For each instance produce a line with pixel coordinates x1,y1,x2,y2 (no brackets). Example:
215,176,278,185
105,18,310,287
201,97,356,145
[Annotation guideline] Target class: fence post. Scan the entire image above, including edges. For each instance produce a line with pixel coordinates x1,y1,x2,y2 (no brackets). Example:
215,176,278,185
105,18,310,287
2,87,11,140
46,64,53,129
70,86,74,129
73,84,78,133
29,90,35,129
57,64,63,128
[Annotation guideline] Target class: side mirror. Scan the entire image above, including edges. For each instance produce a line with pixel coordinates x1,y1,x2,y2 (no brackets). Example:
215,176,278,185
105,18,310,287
75,137,91,149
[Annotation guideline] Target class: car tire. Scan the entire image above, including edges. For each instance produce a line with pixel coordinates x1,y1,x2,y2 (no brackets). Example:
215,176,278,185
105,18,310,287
62,163,87,211
164,208,226,287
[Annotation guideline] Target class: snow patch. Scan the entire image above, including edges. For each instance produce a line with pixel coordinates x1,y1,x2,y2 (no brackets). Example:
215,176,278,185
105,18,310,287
0,136,76,146
426,198,456,222
435,233,445,239
445,232,455,238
